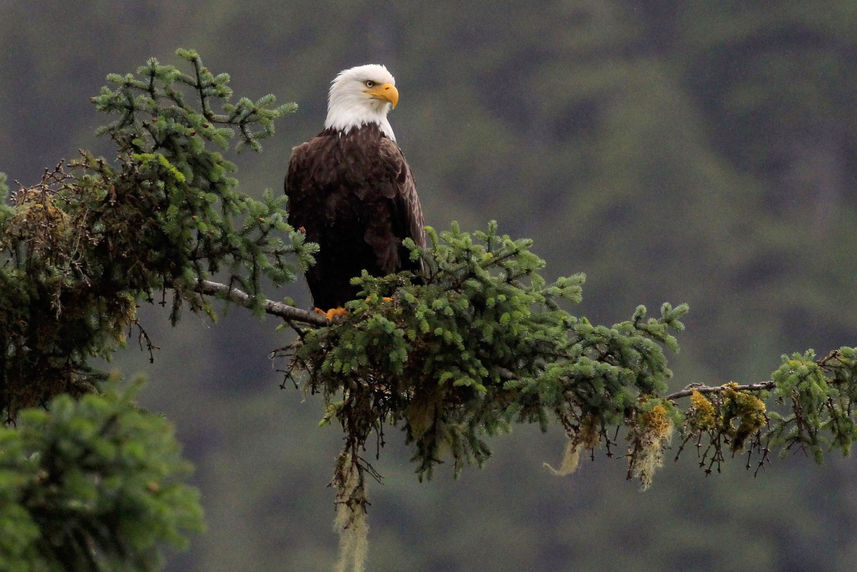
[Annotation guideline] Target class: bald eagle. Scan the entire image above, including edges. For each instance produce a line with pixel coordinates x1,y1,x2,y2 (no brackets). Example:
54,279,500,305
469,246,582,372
285,64,425,317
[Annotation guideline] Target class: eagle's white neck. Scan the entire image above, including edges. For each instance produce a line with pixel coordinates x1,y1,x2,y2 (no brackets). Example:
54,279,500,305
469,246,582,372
324,97,396,141
324,66,397,141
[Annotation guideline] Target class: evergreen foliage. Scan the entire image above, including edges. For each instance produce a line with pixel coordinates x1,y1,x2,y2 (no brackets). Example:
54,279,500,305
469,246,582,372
0,49,300,568
285,222,688,484
769,349,857,460
283,222,857,497
0,379,203,571
0,49,309,418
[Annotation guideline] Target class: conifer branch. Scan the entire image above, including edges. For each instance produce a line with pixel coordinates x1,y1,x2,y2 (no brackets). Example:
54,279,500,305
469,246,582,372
665,381,776,401
195,279,329,326
665,349,846,402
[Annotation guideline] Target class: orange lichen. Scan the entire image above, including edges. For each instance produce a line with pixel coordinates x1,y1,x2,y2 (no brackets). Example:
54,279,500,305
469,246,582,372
642,405,671,436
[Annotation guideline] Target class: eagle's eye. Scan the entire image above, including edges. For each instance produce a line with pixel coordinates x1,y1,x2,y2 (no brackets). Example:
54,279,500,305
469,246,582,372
364,80,375,88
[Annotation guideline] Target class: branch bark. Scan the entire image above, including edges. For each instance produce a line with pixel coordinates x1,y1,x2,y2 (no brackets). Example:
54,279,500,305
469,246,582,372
195,279,329,326
665,381,776,401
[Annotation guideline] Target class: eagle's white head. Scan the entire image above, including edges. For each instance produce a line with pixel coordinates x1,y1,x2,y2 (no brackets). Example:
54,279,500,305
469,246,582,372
324,64,399,141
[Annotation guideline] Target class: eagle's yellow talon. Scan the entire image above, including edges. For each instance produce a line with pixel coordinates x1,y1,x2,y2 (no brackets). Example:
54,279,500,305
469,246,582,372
365,296,394,303
325,307,348,321
313,307,348,321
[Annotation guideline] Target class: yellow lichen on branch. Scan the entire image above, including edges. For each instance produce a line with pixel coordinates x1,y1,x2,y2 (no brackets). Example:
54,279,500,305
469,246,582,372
544,414,600,477
630,404,675,490
689,390,716,431
721,382,767,452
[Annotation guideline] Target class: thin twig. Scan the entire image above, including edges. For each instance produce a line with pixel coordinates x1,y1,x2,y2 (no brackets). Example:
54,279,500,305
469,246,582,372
195,279,329,326
665,381,776,401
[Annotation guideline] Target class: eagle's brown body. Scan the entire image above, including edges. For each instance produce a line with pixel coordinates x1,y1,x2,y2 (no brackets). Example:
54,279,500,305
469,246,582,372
285,123,425,309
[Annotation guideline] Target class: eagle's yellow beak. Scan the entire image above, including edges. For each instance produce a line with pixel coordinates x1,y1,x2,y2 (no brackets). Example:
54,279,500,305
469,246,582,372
365,82,399,109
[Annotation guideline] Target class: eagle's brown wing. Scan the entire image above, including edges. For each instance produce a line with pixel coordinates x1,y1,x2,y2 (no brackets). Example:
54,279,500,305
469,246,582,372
285,125,424,309
368,135,425,274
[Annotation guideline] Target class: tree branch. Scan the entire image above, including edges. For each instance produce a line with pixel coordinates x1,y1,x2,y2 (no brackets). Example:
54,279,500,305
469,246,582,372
665,381,776,401
195,277,785,404
195,279,329,326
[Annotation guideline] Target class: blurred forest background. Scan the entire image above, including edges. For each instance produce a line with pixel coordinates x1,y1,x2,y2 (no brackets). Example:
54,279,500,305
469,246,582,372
3,1,857,570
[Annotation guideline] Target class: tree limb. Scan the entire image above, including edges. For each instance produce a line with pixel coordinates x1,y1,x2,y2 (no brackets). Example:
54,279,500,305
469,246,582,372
195,279,329,326
195,277,784,403
665,381,776,401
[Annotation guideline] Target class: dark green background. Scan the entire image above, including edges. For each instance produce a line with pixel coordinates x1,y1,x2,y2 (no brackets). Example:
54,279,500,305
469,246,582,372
2,2,856,569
